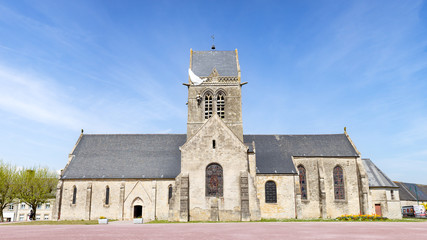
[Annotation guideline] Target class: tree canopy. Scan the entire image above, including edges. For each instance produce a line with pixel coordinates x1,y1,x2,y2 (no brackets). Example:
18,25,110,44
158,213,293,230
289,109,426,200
0,160,18,222
16,167,58,219
0,161,58,221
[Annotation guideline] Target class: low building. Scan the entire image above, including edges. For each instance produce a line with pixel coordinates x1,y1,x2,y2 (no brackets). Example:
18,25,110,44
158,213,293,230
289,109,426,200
2,200,55,222
394,182,427,206
362,158,401,218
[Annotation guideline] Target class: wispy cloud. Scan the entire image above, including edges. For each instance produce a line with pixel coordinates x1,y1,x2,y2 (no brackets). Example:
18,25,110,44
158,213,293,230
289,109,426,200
0,64,85,130
0,3,187,134
0,62,186,134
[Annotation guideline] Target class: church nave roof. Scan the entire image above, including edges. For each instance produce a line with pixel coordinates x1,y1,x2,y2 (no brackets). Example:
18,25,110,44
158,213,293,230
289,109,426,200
62,133,359,179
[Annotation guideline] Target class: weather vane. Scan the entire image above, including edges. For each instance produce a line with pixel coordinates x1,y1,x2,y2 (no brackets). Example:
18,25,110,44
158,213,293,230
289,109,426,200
211,35,215,50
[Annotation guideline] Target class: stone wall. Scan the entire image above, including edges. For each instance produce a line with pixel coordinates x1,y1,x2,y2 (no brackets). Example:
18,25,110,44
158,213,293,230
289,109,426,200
293,157,362,219
168,174,183,221
369,188,402,219
180,114,251,221
186,85,243,141
256,175,296,219
247,150,261,220
58,179,174,221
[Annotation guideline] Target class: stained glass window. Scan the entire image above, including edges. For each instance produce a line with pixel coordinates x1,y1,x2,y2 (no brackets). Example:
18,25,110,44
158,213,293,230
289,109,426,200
333,166,345,200
217,93,225,118
72,186,77,204
298,165,307,200
204,94,213,119
206,163,223,197
265,181,277,203
105,186,110,205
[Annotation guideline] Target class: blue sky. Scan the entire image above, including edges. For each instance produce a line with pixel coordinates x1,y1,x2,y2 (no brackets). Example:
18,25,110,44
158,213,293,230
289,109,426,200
0,0,426,183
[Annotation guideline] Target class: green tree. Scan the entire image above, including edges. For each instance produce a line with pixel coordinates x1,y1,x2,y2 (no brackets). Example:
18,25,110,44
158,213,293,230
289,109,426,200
16,167,58,220
0,160,18,222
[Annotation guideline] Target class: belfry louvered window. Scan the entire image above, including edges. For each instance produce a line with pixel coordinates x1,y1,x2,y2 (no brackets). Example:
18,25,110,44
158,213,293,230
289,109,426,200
265,181,277,203
216,93,225,118
298,165,307,200
206,163,223,197
333,166,345,200
204,94,213,119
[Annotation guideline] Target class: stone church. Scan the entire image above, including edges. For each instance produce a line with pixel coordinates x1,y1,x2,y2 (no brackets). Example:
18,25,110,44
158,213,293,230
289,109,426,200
53,49,401,221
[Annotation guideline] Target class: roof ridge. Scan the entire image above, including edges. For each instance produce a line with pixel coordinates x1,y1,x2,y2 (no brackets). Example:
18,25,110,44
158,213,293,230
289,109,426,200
83,133,186,136
81,133,347,136
395,181,427,187
244,133,346,136
193,50,236,52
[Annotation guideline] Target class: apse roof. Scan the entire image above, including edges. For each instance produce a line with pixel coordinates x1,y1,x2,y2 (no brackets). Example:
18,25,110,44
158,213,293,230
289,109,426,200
361,158,398,188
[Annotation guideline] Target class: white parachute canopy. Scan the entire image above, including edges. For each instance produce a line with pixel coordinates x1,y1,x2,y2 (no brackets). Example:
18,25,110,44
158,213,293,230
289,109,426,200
188,68,206,85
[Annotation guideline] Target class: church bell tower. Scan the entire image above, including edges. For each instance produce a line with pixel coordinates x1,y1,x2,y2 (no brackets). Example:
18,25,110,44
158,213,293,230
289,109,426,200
186,49,245,141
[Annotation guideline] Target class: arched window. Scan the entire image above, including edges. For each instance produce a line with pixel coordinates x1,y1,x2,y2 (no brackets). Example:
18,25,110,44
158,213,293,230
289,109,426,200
333,166,345,200
206,163,223,197
72,186,77,204
265,181,277,203
204,93,213,119
168,185,173,204
105,186,110,205
298,165,307,200
216,93,225,118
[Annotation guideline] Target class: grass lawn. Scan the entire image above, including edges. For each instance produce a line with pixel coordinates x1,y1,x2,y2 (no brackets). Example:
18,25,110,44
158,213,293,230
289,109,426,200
147,218,427,224
0,219,117,225
2,218,426,225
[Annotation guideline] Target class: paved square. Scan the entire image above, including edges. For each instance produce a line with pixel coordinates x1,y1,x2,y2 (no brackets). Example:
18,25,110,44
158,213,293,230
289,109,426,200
1,222,427,240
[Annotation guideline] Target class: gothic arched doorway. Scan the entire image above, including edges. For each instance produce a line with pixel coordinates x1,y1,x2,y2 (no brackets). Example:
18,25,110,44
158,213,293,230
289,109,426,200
131,197,144,219
133,205,142,218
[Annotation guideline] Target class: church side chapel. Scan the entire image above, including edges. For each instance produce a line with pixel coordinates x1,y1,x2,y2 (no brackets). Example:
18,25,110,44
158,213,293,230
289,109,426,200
54,48,401,221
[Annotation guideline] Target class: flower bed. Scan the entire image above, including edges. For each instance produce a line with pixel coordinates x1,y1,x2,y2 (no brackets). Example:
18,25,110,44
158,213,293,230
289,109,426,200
336,214,388,221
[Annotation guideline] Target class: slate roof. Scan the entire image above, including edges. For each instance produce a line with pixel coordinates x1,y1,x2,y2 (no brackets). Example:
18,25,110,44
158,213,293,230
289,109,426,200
62,134,186,179
394,182,427,201
244,134,359,174
362,158,398,188
191,51,238,77
62,133,359,179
